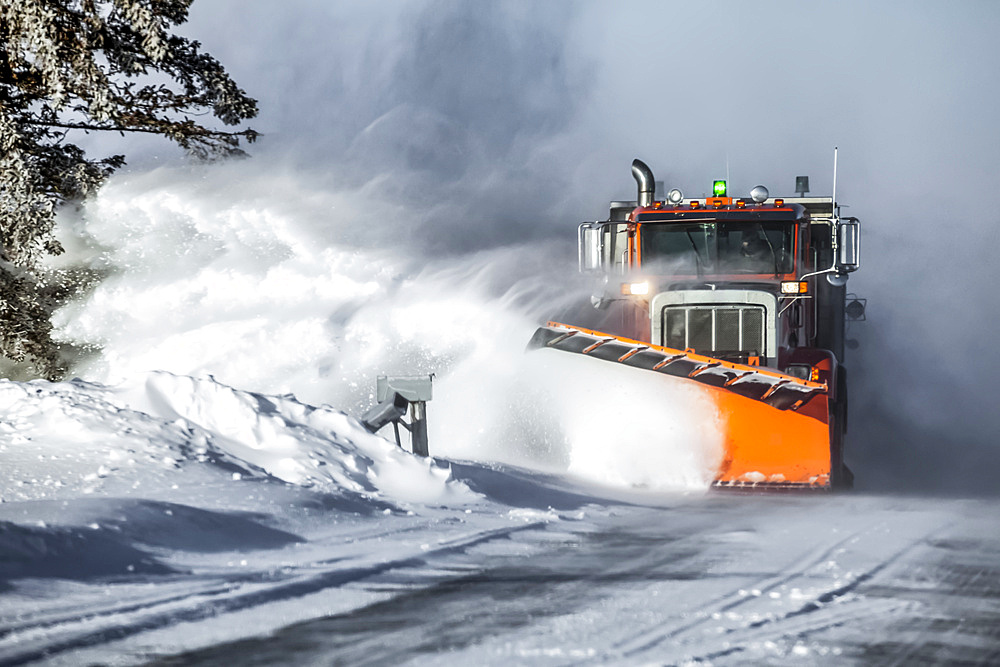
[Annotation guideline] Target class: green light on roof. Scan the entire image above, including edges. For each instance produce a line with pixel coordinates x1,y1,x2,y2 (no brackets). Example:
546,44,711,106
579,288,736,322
713,180,727,197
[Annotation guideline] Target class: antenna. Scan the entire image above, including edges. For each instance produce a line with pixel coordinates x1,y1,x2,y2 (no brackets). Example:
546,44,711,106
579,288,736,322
832,146,839,218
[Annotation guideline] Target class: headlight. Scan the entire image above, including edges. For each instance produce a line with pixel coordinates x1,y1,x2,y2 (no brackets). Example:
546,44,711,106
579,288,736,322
621,281,649,296
784,365,811,380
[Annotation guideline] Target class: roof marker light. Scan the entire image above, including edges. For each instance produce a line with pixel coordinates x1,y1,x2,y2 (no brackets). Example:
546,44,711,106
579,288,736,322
713,180,727,197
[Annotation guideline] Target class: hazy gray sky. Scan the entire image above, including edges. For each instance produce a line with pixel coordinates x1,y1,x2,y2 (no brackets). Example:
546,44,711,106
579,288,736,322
169,0,1000,492
179,1,999,202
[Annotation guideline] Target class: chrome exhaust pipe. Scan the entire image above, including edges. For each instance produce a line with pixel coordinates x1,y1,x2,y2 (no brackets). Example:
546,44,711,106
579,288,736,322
631,159,655,207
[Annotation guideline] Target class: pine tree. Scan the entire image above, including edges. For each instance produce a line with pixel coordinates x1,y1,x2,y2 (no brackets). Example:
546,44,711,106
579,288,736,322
0,0,257,379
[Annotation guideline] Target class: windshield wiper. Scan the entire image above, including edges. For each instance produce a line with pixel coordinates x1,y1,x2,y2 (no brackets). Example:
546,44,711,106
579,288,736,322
685,228,704,278
755,223,781,277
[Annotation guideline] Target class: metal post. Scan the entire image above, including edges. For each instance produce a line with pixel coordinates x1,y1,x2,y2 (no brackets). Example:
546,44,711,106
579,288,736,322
410,401,428,457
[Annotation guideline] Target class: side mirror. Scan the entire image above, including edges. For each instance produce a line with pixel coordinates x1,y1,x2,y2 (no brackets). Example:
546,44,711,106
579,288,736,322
837,219,860,271
578,223,604,273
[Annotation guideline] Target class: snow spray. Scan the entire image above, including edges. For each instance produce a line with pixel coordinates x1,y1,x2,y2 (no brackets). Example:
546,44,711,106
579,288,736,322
50,160,722,491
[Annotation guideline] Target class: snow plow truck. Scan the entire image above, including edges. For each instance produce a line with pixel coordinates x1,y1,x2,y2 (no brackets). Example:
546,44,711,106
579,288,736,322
528,158,861,489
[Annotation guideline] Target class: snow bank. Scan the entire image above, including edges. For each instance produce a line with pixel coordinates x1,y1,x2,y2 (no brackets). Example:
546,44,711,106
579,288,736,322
0,372,477,508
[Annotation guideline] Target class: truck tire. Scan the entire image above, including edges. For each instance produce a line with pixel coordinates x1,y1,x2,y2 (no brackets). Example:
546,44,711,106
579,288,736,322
831,365,853,489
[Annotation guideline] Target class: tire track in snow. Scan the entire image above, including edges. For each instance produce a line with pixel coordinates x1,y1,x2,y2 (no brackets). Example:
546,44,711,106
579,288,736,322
0,521,547,666
613,522,880,656
0,580,249,640
618,515,949,662
0,517,489,645
687,533,934,664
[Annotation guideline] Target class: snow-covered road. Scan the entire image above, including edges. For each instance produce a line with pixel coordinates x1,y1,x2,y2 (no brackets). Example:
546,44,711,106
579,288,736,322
118,493,1000,665
3,428,998,666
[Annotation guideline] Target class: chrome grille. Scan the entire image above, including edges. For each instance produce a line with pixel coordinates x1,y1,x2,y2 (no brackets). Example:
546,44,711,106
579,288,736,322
662,305,765,356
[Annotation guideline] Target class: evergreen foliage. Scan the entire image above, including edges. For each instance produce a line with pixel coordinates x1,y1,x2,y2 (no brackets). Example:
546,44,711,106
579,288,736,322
0,0,257,379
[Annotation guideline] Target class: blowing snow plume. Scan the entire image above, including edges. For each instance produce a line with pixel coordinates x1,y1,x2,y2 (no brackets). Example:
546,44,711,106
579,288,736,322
47,157,721,492
435,347,724,490
174,0,591,253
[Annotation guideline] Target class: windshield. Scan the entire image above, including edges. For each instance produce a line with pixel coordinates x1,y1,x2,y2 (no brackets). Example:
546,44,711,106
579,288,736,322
639,221,794,275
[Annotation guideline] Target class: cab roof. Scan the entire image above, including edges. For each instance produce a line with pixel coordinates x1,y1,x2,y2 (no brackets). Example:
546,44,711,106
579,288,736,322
634,202,807,223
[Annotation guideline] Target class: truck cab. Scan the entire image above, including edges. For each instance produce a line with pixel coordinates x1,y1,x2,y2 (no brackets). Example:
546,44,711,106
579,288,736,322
579,160,860,388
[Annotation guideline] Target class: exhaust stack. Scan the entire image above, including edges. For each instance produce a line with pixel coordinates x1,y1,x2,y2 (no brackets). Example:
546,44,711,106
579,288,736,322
632,159,655,207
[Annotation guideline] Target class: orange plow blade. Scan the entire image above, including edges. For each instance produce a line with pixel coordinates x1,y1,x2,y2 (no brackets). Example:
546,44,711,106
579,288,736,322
527,323,833,490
